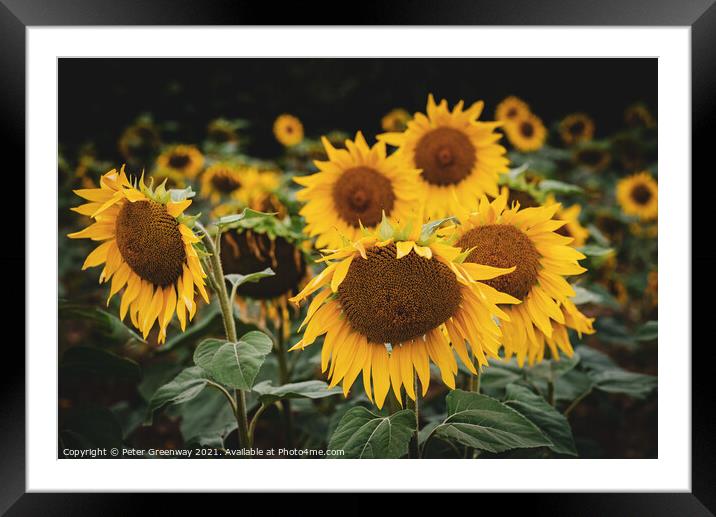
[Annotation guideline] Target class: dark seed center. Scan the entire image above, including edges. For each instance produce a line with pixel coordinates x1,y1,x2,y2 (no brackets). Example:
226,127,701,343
520,121,535,138
414,127,476,186
168,153,190,169
457,224,541,300
115,200,186,287
211,172,241,193
337,244,462,344
332,166,395,228
631,184,653,205
569,121,585,136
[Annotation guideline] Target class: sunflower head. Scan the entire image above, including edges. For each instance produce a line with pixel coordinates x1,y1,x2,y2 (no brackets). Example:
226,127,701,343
156,145,205,179
495,96,530,124
504,113,547,152
381,108,411,132
118,121,161,163
68,166,209,343
545,194,590,248
625,104,656,129
574,144,612,171
559,113,595,146
378,94,509,219
451,191,595,365
200,162,244,203
273,114,304,147
288,216,518,408
207,118,240,144
617,171,658,221
295,131,423,250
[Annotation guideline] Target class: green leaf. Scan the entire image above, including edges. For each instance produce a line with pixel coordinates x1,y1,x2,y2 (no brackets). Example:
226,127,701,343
504,384,577,456
179,389,237,448
419,216,458,243
168,185,195,202
144,366,209,425
60,346,141,381
215,207,274,228
537,179,584,195
225,267,275,288
377,212,394,241
590,370,657,399
571,285,604,306
59,301,144,343
577,245,615,259
160,304,222,352
253,380,343,405
327,406,415,459
635,320,658,342
433,390,551,453
193,331,273,390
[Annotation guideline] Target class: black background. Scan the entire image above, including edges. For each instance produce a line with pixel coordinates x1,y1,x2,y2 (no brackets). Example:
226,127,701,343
59,58,657,159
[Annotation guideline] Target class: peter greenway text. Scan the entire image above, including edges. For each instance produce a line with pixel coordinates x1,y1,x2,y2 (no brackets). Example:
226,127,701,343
61,447,345,458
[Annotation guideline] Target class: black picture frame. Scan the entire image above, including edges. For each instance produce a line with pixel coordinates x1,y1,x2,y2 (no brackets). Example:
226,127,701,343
3,0,710,514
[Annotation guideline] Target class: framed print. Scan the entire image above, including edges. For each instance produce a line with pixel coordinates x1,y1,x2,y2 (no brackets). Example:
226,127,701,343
2,0,712,513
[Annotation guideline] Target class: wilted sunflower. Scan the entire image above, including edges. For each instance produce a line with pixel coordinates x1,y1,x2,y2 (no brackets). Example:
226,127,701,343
295,132,422,250
379,94,509,220
381,108,411,132
545,194,590,247
288,219,518,408
625,103,656,129
118,121,161,163
450,191,595,366
495,96,530,124
273,114,304,147
68,166,209,343
504,113,547,152
559,113,595,146
574,144,612,171
156,145,204,179
617,171,658,221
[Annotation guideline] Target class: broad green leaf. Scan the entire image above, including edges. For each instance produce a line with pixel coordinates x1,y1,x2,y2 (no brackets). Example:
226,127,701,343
478,363,523,399
193,331,273,390
554,369,595,405
327,406,415,458
179,389,237,448
61,346,141,381
225,267,275,288
59,302,144,343
504,384,577,456
571,285,604,306
253,380,343,405
575,345,618,371
590,370,657,399
635,321,658,342
434,390,552,453
144,366,209,425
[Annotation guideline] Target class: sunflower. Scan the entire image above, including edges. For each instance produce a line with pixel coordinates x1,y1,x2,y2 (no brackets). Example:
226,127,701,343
68,166,209,343
273,114,304,147
118,121,161,163
545,194,590,247
200,163,245,204
288,218,519,408
449,191,595,366
207,118,239,144
625,104,656,129
378,94,509,220
381,108,411,132
156,145,204,179
504,113,547,152
617,171,658,221
574,144,612,171
559,113,595,146
295,131,423,250
495,96,530,124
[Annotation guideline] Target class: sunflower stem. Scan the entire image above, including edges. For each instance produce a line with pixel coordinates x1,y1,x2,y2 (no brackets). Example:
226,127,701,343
547,359,556,407
197,222,252,456
275,318,295,449
406,376,421,459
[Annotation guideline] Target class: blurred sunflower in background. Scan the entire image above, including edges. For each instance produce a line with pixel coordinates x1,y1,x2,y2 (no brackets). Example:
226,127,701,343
495,96,530,124
68,166,209,343
273,114,304,147
617,171,658,221
504,112,547,152
295,132,422,249
207,118,240,145
574,143,612,172
118,120,161,164
381,108,411,132
450,191,595,366
625,103,656,129
559,113,595,146
289,218,519,408
546,194,590,247
156,144,204,179
200,162,245,204
379,94,509,219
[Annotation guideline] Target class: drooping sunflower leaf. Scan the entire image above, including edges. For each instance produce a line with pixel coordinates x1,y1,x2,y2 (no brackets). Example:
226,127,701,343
193,331,273,390
590,370,657,399
634,320,658,342
225,267,275,289
504,384,577,456
59,301,144,343
253,380,343,406
433,390,551,453
327,406,415,459
144,366,209,425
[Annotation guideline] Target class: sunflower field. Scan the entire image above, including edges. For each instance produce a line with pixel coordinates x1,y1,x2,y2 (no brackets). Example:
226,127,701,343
58,59,657,459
